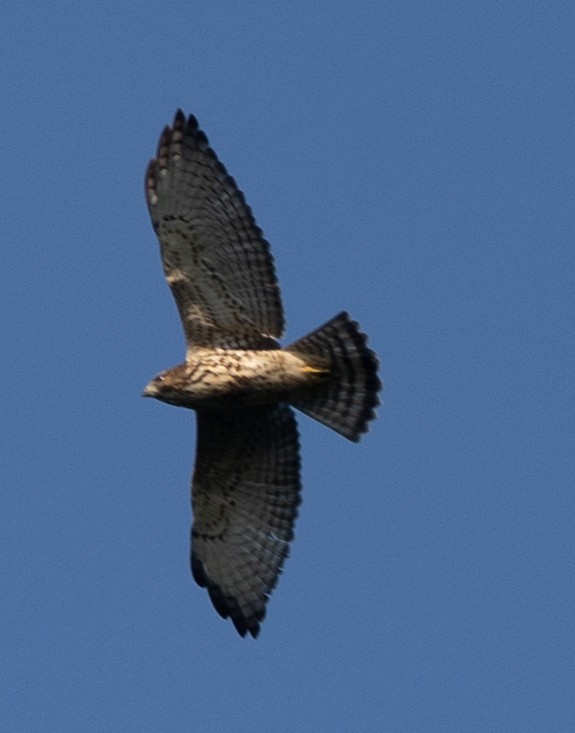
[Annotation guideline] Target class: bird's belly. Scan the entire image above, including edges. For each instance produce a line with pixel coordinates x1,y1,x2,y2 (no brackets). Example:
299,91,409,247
178,349,322,409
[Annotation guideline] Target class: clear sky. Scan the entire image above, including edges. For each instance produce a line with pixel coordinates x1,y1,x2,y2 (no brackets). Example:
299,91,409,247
2,2,574,731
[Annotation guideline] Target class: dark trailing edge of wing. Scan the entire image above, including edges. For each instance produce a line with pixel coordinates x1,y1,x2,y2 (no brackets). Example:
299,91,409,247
191,554,266,639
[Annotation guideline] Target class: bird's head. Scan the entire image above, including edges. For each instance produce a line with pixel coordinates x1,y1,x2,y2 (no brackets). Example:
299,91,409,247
142,372,169,400
142,365,190,406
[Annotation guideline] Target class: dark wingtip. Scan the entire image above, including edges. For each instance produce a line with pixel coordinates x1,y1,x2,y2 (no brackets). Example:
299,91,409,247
171,109,208,146
191,553,263,639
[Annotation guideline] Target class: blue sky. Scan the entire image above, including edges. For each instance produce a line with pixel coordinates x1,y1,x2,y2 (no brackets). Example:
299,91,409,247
2,2,574,731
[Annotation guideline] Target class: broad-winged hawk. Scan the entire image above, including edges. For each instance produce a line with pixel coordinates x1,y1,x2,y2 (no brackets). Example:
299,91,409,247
143,110,381,637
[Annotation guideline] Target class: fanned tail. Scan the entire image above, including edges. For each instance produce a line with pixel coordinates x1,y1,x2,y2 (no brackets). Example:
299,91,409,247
286,312,381,441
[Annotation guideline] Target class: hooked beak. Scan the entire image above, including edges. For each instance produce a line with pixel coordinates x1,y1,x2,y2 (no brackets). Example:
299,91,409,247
142,381,157,398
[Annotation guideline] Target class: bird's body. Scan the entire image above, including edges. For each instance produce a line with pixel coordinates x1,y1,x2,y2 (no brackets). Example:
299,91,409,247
144,347,327,409
144,110,381,637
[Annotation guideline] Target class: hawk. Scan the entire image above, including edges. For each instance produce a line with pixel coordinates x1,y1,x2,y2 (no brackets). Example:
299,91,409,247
143,110,381,637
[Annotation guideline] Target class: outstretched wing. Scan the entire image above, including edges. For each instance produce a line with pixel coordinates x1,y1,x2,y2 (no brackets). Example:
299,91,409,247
146,110,284,349
190,404,300,637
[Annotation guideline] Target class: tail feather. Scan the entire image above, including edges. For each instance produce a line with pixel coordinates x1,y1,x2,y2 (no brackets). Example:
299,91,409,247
286,312,381,441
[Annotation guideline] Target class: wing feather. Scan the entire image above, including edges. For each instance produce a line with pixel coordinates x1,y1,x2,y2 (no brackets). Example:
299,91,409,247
190,404,300,637
146,110,284,348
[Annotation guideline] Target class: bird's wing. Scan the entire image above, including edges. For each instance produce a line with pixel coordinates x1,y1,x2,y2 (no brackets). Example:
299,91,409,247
191,404,300,637
146,110,284,350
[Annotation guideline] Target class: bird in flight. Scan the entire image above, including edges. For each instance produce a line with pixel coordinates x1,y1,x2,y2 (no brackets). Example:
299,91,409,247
143,110,381,637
